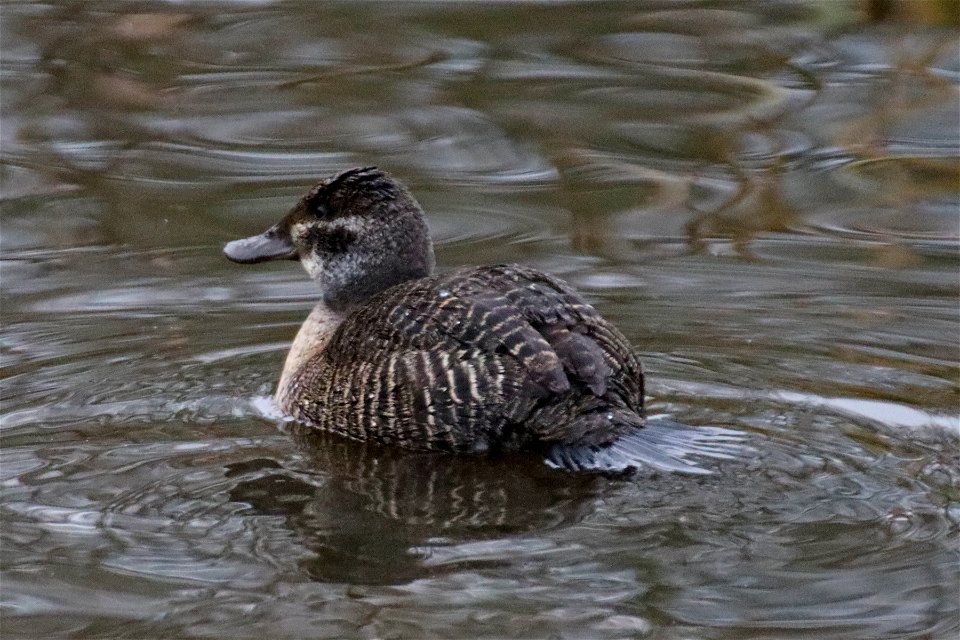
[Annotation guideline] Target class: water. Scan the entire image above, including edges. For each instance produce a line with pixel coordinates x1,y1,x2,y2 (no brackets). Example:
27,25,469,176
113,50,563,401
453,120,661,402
2,1,958,638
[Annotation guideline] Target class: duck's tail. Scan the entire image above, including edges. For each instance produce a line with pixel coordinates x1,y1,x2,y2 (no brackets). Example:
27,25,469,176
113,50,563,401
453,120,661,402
544,415,747,474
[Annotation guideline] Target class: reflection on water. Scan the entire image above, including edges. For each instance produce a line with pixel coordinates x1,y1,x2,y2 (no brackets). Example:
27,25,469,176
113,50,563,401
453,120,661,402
230,425,597,585
1,1,958,638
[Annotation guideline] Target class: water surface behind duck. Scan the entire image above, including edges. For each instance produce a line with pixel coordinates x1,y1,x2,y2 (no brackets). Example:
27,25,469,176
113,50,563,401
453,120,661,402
2,1,958,638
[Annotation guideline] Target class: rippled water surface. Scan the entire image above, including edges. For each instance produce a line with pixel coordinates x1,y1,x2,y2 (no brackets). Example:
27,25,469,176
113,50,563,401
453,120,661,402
2,1,958,638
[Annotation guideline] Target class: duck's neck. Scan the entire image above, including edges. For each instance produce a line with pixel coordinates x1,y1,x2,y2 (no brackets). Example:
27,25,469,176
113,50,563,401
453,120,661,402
275,301,346,411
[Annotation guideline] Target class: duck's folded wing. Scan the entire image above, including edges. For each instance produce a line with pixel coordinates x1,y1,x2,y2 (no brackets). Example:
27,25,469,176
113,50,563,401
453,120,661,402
317,265,644,448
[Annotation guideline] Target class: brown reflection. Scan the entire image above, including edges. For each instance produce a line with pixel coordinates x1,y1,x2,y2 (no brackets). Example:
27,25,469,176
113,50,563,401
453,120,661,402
834,41,956,156
278,51,448,90
554,144,796,262
8,5,206,248
828,32,959,250
27,6,193,113
684,155,796,261
862,0,960,25
226,424,597,585
539,11,813,261
553,147,690,261
539,5,955,261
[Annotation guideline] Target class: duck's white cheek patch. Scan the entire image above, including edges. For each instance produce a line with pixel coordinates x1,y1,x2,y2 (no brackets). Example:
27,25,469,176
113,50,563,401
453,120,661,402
290,222,310,243
302,253,325,279
290,222,323,278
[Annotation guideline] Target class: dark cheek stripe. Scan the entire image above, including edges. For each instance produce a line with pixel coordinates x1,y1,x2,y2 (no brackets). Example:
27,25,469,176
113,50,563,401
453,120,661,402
309,227,357,255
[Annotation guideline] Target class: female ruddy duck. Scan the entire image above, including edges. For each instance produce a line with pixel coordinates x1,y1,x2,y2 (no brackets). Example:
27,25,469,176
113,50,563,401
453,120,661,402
225,167,739,472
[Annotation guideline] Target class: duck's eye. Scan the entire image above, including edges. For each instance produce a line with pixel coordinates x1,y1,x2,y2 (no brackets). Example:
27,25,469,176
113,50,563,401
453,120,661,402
304,190,330,218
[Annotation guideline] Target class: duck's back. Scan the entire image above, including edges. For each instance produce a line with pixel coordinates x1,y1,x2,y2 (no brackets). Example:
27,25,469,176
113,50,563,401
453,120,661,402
280,264,645,455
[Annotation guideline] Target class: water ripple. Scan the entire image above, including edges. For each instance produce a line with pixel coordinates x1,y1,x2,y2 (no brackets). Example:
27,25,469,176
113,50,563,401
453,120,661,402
3,2,959,637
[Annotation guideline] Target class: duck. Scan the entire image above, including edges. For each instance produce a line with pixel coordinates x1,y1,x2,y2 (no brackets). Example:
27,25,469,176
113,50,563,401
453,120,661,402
225,166,737,473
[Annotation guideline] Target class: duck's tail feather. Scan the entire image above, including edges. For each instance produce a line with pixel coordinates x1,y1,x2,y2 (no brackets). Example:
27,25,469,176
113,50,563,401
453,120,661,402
544,418,747,474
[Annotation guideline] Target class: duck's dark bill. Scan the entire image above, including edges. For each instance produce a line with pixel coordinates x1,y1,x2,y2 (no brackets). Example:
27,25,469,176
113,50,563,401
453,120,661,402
224,226,297,264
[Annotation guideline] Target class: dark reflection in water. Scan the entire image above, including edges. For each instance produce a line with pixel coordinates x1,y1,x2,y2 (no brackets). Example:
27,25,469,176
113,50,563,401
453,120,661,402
2,0,958,638
228,426,597,585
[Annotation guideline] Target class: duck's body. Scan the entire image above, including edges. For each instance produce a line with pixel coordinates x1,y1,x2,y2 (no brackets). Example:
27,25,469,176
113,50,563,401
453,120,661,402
276,263,644,456
226,167,737,473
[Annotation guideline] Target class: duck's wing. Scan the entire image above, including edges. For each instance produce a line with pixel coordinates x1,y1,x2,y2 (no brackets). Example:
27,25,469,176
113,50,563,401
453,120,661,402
457,264,645,412
298,265,643,451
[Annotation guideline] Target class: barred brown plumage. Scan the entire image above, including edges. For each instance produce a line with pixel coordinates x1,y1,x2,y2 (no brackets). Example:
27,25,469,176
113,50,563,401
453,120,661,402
225,167,744,473
277,263,644,453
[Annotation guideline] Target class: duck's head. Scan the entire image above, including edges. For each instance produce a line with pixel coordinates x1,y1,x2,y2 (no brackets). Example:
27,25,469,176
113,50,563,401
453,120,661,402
225,167,435,309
